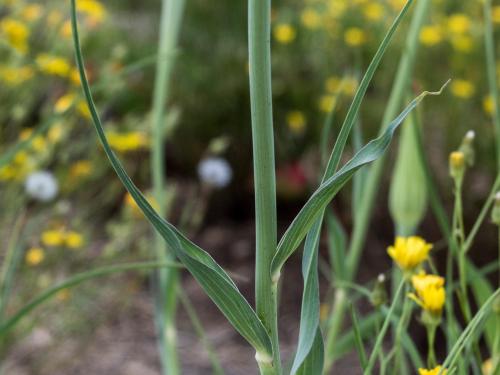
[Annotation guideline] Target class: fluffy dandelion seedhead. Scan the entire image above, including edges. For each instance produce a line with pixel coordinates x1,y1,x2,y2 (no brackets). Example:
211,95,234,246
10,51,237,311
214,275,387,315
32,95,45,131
25,171,59,202
197,157,233,188
418,366,447,375
387,236,433,272
409,272,446,316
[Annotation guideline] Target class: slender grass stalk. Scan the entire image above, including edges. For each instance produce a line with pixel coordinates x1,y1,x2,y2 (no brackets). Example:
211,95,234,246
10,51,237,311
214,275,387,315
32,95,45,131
0,261,182,336
364,279,405,375
483,0,500,170
248,0,280,373
150,1,185,373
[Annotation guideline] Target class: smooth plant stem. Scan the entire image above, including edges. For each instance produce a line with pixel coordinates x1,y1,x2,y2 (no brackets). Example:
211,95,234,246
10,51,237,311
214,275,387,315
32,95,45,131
426,325,437,368
325,0,430,369
364,279,406,375
392,284,412,375
178,290,224,375
150,0,185,374
248,0,280,372
483,0,500,170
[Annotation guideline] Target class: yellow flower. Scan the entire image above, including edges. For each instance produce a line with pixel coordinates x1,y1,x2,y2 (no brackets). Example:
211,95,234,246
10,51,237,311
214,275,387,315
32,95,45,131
77,0,107,24
363,3,384,22
21,5,43,22
68,68,81,85
55,93,75,113
301,9,321,29
59,20,72,39
25,247,45,266
48,123,64,143
387,236,433,271
344,27,366,47
42,230,65,247
1,18,29,53
483,95,496,115
107,131,149,152
450,36,473,53
36,54,71,77
419,25,443,46
342,77,358,96
124,192,159,218
318,95,336,113
493,6,500,24
449,151,465,170
325,76,340,93
447,14,471,35
286,111,306,134
418,366,447,375
0,65,34,86
65,231,84,249
409,272,446,315
450,79,475,99
273,23,296,44
77,100,91,119
70,160,92,178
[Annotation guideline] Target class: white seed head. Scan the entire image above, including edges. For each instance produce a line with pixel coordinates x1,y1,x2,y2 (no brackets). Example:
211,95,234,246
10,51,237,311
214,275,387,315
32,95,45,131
465,130,475,141
495,191,500,203
25,171,58,202
377,274,386,283
197,157,233,188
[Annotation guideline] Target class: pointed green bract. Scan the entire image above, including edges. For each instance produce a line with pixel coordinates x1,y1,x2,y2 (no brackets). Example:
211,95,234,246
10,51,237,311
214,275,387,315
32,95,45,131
70,0,272,358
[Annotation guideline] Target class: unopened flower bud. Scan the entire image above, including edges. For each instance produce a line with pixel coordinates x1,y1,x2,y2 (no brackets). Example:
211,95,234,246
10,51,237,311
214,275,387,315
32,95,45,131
370,274,388,308
491,192,500,226
449,151,465,180
459,130,475,166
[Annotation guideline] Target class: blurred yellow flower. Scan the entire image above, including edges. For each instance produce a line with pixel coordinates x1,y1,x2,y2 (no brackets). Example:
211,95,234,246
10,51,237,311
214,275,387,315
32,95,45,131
78,0,107,24
409,272,446,315
70,160,93,178
483,95,496,115
25,247,45,266
286,111,306,134
325,76,340,93
60,20,72,39
21,5,43,22
387,236,433,271
107,131,149,152
56,289,71,301
65,231,84,249
342,77,358,96
418,366,447,375
493,6,500,24
0,65,34,85
47,10,63,27
482,358,493,375
55,93,76,113
447,14,471,35
450,35,473,53
301,9,321,29
42,230,65,247
451,79,475,99
273,23,296,44
77,100,91,119
69,68,81,85
344,27,366,47
363,3,384,22
1,18,29,53
319,95,336,113
36,54,71,77
124,192,159,217
419,25,443,46
48,123,64,143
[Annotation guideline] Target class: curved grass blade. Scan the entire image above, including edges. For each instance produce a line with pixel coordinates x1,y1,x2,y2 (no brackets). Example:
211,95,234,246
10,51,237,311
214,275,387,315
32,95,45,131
0,261,181,336
271,81,449,279
70,0,273,357
295,329,324,375
350,303,368,371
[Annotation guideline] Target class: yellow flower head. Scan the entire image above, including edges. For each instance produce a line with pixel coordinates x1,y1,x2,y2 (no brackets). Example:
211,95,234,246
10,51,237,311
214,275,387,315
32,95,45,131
42,230,65,247
22,5,43,22
409,272,446,315
78,0,107,24
36,54,70,77
286,111,306,134
107,131,149,152
70,160,92,178
483,95,495,115
419,25,443,46
65,231,84,249
273,23,296,44
451,79,475,99
25,247,45,266
301,9,321,29
418,365,447,375
1,18,29,53
363,3,384,22
344,27,366,47
387,236,433,271
55,93,76,113
447,14,471,35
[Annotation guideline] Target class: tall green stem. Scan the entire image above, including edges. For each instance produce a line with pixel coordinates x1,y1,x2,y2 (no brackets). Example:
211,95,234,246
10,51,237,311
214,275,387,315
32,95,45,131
483,0,500,170
151,0,185,374
248,0,280,373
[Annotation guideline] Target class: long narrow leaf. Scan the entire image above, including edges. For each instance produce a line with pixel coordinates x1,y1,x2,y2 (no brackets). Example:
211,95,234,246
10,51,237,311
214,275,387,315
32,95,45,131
70,0,273,357
271,81,449,279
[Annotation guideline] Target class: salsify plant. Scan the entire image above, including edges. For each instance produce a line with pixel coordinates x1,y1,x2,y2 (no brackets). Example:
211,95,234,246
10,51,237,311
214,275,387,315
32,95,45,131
1,0,500,374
